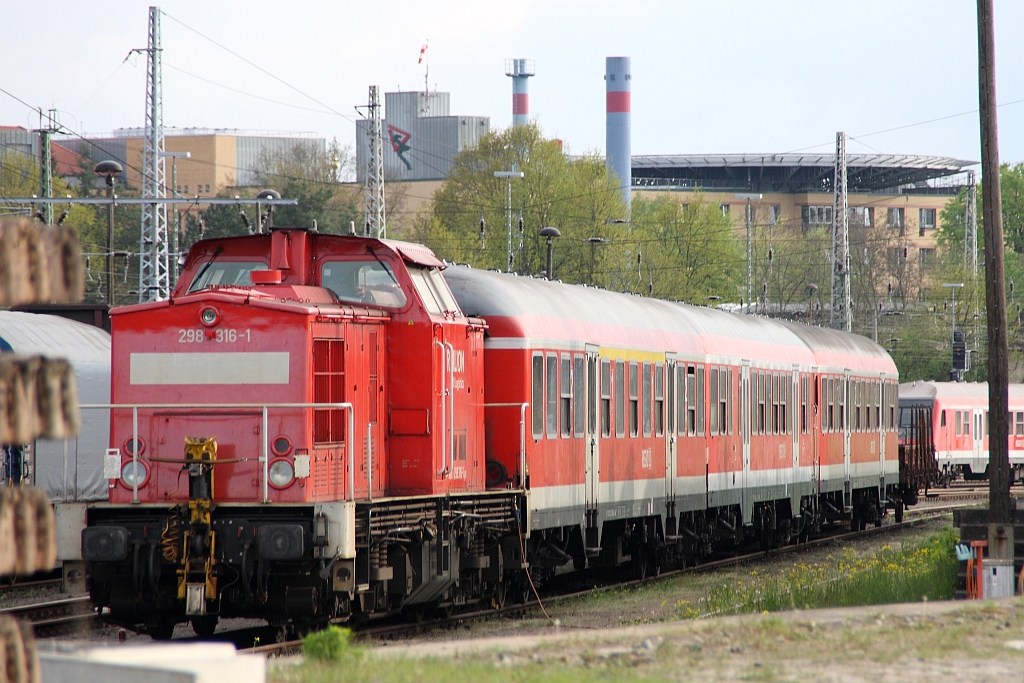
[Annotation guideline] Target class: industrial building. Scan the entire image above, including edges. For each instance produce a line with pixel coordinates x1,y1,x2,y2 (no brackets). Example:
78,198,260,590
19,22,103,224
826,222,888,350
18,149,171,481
0,125,89,186
355,91,489,182
66,128,326,195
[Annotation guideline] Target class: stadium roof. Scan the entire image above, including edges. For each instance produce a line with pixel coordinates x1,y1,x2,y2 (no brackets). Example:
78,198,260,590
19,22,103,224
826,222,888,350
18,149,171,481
631,153,977,194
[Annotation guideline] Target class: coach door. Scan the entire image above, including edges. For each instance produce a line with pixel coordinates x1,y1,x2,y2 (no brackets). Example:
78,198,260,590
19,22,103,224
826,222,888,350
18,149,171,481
585,345,600,531
843,370,852,509
791,367,800,511
973,408,985,465
665,356,678,516
877,375,886,491
740,361,752,523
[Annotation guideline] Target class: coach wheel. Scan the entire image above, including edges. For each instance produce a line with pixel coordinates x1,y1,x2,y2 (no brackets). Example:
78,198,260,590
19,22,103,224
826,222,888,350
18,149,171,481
894,501,904,524
148,614,177,641
191,615,219,638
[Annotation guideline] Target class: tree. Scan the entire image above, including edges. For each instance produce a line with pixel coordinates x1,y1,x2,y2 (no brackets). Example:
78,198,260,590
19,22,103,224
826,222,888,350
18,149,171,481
629,193,743,301
420,124,628,286
250,139,360,234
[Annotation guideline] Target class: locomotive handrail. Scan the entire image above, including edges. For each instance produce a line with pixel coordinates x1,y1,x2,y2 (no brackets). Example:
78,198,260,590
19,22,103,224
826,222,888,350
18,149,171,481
484,402,529,488
80,402,354,504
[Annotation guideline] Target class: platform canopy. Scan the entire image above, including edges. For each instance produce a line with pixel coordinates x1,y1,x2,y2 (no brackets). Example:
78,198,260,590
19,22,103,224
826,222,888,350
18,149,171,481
631,153,976,194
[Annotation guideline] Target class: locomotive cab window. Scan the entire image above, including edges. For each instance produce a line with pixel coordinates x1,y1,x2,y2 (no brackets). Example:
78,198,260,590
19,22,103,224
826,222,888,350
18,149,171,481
188,260,268,292
321,260,408,308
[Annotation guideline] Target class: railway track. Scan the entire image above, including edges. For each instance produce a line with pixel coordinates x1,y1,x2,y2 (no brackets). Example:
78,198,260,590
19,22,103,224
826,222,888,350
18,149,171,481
0,578,63,596
0,596,96,628
243,511,954,657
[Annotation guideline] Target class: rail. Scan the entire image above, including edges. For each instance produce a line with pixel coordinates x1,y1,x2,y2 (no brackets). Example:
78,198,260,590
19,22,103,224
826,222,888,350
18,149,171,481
80,402,355,504
483,402,529,487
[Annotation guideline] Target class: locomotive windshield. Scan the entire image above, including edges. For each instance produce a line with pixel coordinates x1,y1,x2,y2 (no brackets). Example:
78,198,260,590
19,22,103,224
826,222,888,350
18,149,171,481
321,260,407,308
188,260,268,292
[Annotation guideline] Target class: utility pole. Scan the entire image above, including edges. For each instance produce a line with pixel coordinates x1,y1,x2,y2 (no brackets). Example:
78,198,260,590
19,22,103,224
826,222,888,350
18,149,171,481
364,85,386,239
977,0,1012,528
965,170,978,276
136,6,169,302
495,171,524,272
830,132,851,332
736,193,761,314
36,109,59,225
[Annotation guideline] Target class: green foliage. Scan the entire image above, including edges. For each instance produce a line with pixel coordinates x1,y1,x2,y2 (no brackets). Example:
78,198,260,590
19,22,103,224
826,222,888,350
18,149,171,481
301,625,356,662
251,139,360,235
680,528,959,618
421,124,628,286
630,193,743,301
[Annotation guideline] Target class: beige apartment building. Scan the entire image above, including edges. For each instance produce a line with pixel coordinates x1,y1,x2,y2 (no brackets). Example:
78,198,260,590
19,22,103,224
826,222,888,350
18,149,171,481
70,128,325,197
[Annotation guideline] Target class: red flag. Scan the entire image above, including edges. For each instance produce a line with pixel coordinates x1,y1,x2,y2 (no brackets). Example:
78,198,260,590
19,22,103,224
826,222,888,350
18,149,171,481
418,42,428,64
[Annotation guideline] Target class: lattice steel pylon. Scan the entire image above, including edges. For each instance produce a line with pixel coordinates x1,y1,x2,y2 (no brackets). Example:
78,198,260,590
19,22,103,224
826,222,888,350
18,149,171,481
364,85,386,239
830,131,851,332
139,5,169,302
965,170,978,276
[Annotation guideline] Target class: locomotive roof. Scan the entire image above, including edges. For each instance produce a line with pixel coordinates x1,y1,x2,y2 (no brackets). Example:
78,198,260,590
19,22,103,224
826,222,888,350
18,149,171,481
445,266,895,373
899,380,1024,400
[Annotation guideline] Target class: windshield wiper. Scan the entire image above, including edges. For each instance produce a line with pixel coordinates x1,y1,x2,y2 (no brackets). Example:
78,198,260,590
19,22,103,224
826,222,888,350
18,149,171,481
187,246,224,293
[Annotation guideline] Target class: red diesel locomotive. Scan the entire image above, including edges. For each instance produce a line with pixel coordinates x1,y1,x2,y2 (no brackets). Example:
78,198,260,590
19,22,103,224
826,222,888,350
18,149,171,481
82,228,906,637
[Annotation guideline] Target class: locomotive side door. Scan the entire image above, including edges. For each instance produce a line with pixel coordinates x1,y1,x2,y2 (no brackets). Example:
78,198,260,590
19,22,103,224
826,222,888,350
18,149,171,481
585,345,601,536
740,361,752,524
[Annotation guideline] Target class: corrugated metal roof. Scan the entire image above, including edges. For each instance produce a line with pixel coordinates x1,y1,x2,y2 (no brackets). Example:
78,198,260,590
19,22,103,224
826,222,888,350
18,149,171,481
0,311,109,364
632,154,974,170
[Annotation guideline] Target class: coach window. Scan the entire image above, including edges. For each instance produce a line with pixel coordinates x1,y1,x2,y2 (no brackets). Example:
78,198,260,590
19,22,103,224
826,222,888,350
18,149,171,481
642,362,653,437
759,372,768,434
726,368,734,435
629,362,640,437
954,410,962,436
574,355,585,438
696,367,706,436
615,361,626,438
771,374,779,435
655,364,666,437
560,355,572,438
962,410,970,436
940,410,946,428
800,376,808,434
1016,412,1024,437
601,360,612,437
710,367,719,435
532,354,544,439
546,354,558,439
685,367,697,435
821,378,828,432
782,374,789,434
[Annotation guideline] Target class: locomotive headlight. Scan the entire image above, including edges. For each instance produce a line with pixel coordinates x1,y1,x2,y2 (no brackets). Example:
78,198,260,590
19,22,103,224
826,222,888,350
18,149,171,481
268,458,295,488
120,460,149,487
199,306,219,325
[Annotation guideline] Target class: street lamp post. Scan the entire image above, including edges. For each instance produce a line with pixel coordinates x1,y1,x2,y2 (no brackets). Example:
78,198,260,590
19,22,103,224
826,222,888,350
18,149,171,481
540,226,561,279
494,171,524,272
943,282,964,380
93,160,124,308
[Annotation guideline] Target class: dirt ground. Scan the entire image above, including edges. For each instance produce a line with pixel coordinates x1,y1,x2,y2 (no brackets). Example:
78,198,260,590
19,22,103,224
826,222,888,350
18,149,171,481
337,598,1024,683
375,515,956,646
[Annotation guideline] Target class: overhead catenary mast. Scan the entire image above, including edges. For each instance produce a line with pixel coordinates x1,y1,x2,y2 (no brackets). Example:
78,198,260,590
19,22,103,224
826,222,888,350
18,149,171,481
830,131,851,332
965,170,978,276
364,85,386,239
138,5,170,302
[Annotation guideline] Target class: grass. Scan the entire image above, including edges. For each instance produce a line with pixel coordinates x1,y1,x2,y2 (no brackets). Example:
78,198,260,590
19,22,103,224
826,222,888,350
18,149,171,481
676,528,960,619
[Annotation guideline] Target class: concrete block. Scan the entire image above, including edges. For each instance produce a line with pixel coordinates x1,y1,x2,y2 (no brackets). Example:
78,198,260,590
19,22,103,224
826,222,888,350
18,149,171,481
39,642,265,683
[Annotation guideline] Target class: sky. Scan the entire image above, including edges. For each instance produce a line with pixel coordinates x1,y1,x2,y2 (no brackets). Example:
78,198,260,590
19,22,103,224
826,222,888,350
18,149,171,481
3,0,1024,170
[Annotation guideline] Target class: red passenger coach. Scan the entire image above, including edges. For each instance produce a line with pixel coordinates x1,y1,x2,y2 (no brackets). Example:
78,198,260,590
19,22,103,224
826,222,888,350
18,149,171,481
899,381,1024,483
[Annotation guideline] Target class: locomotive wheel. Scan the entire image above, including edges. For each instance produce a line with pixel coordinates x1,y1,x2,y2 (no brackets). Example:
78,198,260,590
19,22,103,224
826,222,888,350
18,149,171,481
190,615,219,638
491,582,507,610
148,614,177,641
